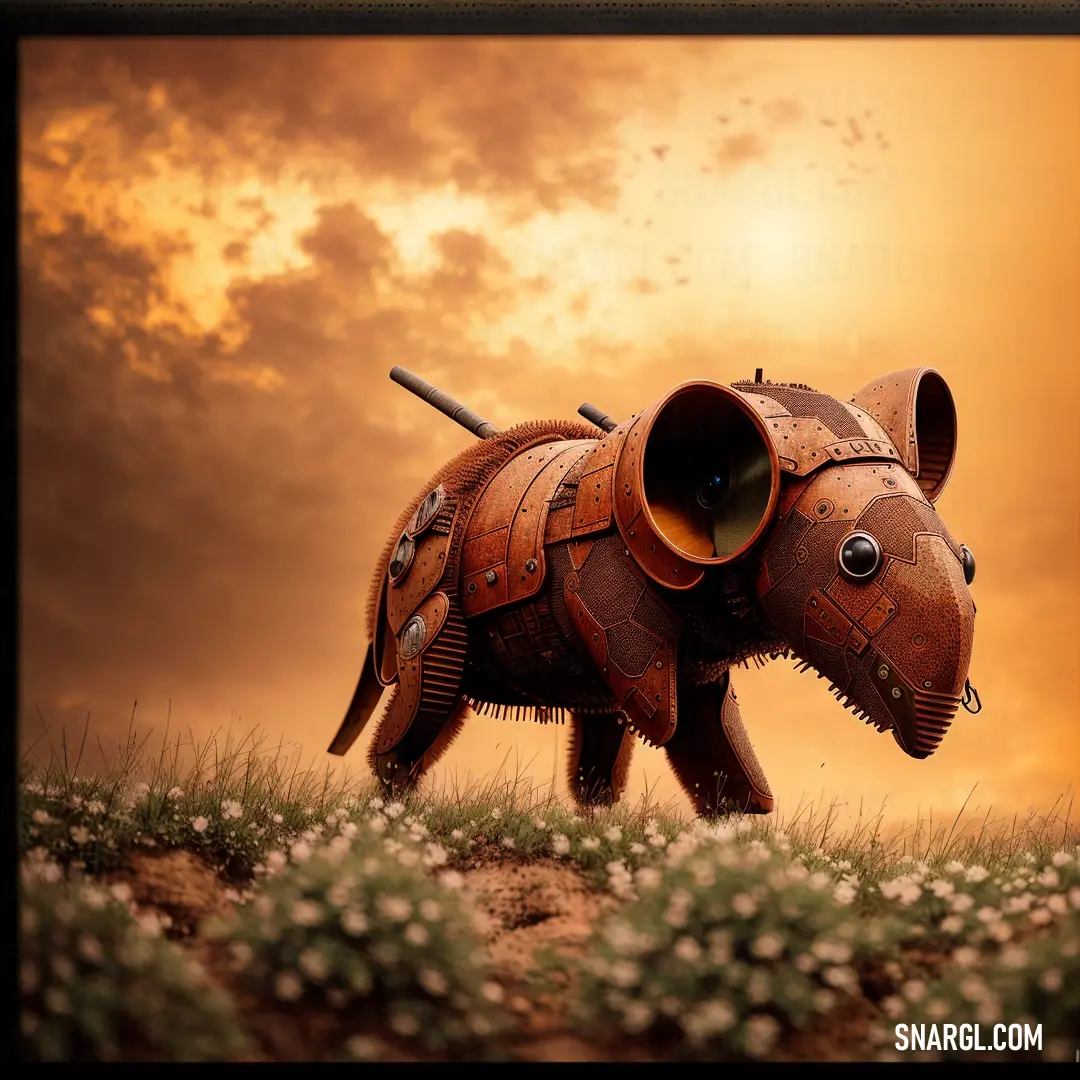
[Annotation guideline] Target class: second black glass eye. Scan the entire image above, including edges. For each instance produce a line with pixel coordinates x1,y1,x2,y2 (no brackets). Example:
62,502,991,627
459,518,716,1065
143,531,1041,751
961,544,975,585
838,531,882,582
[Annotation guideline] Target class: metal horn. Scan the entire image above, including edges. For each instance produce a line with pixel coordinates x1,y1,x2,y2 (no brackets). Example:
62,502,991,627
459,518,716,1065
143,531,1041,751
578,403,618,433
389,366,500,439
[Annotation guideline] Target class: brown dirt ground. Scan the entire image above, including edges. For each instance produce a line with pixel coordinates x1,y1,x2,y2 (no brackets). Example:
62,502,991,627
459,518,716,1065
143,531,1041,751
112,846,893,1063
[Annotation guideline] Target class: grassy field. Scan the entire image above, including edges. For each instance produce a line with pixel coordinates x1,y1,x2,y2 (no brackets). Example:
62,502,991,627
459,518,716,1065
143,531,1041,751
17,715,1080,1062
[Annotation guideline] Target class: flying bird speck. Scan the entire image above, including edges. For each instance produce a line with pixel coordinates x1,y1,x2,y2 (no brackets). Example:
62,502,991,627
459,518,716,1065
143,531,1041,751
716,114,730,124
739,96,754,106
821,117,836,127
651,145,670,161
676,276,690,286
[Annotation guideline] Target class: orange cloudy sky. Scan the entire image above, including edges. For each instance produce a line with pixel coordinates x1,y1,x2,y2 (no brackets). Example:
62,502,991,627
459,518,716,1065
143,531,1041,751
18,36,1079,826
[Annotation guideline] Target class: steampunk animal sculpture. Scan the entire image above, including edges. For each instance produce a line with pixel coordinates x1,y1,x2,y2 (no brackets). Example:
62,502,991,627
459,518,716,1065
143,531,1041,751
328,365,980,816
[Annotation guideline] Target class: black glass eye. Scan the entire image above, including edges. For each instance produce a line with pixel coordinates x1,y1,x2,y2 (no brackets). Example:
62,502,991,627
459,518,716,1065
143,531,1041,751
961,544,975,585
837,531,882,582
696,470,730,510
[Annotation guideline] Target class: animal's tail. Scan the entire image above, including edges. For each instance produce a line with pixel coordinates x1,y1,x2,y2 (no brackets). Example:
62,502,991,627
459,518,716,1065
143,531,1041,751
327,643,384,755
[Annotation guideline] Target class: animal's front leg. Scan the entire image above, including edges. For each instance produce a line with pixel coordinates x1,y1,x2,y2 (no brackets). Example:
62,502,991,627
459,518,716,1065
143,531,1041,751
368,695,468,798
567,710,634,809
664,671,774,816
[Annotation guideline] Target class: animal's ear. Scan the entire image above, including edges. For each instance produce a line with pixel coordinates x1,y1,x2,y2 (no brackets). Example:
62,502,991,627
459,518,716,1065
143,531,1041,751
615,381,782,582
850,367,957,502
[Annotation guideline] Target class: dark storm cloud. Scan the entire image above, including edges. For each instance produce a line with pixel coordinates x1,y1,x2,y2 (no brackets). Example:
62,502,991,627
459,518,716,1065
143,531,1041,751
18,200,541,722
20,38,654,214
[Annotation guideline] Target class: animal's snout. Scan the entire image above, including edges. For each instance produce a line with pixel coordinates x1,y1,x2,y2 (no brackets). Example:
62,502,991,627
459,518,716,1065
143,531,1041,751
910,686,963,758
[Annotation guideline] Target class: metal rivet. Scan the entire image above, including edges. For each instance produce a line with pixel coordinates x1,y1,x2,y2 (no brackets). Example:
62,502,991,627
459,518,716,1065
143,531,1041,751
891,687,901,699
467,582,477,594
922,680,932,688
655,661,663,670
485,569,498,585
525,558,537,573
878,665,889,679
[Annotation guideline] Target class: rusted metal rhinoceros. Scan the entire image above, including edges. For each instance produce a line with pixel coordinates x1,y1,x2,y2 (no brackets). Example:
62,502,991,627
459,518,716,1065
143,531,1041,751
328,365,979,815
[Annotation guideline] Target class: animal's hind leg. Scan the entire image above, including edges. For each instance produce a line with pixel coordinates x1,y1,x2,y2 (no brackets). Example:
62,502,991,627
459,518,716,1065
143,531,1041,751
567,711,634,809
368,697,469,798
664,671,774,816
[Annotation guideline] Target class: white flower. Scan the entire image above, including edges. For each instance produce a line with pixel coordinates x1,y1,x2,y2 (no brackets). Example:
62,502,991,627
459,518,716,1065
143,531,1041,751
1051,850,1072,867
928,878,955,898
976,906,1001,924
988,920,1013,943
960,974,989,1003
551,833,570,856
418,967,448,996
1000,945,1028,970
419,898,443,921
298,947,328,982
926,998,950,1022
1028,907,1053,926
622,1000,655,1034
833,880,857,906
489,808,502,821
450,829,465,841
732,892,758,918
377,895,413,922
501,837,516,850
949,892,974,913
1038,867,1060,889
604,826,623,843
191,816,209,833
389,1011,420,1037
32,809,53,825
289,840,312,863
823,965,858,992
110,882,133,903
77,934,103,963
133,782,150,796
274,971,304,1001
751,932,784,960
581,836,601,852
86,800,105,815
964,865,990,883
69,825,91,845
1069,887,1080,910
290,899,323,927
384,802,405,820
404,922,430,947
939,915,964,934
610,960,641,987
630,842,646,855
439,870,464,890
901,979,926,1003
481,981,504,1003
953,945,980,967
341,909,368,936
1039,968,1063,993
945,860,965,874
744,1013,781,1057
272,813,283,824
674,936,702,964
1047,894,1069,916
